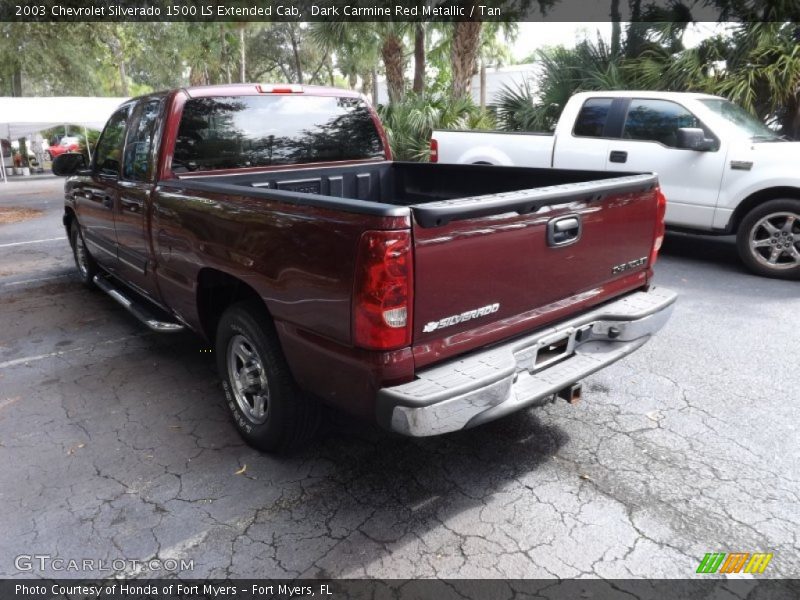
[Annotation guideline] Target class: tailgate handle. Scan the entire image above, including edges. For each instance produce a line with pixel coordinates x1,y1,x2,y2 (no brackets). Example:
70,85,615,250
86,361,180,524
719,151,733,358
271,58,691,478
547,215,582,247
609,150,628,163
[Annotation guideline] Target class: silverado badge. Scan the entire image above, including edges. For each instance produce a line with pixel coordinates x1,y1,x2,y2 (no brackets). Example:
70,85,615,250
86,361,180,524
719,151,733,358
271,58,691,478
612,256,648,275
423,303,500,333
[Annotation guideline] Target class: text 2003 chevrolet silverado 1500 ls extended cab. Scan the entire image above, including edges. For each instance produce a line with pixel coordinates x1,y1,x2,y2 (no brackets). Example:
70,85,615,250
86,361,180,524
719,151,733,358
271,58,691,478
433,91,800,280
54,84,675,453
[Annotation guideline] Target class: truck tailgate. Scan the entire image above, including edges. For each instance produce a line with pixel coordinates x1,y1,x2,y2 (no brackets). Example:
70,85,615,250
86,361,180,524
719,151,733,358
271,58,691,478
410,174,661,367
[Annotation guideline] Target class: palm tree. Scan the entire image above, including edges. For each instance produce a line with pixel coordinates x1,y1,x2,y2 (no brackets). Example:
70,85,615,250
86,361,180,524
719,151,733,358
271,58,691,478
450,18,482,100
629,22,800,137
412,23,426,95
713,22,800,137
310,23,408,104
379,92,495,160
379,24,407,103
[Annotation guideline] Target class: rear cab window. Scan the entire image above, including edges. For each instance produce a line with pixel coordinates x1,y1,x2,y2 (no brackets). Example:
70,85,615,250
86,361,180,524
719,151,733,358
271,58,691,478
573,98,614,138
173,95,385,173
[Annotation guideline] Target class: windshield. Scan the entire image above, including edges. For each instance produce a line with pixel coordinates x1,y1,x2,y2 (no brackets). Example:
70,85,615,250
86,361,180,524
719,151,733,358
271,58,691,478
699,99,781,141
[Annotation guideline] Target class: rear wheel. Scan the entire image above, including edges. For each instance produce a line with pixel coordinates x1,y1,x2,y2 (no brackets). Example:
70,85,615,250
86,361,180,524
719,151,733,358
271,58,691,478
736,199,800,280
215,302,319,453
69,220,98,287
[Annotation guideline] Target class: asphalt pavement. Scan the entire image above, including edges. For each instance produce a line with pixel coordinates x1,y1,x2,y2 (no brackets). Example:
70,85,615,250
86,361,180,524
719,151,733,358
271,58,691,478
0,176,798,579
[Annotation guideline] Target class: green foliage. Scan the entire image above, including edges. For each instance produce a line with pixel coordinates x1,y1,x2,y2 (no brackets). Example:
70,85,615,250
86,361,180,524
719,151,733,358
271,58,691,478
308,22,379,89
0,23,110,95
495,80,542,131
623,22,800,136
378,93,495,161
496,38,631,132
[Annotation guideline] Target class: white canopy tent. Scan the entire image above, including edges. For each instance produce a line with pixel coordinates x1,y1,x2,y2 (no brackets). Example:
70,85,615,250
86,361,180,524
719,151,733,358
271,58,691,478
0,96,128,182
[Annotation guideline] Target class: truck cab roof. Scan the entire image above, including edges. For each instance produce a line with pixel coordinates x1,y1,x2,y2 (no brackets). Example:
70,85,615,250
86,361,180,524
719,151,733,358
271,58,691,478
570,90,723,101
182,83,364,99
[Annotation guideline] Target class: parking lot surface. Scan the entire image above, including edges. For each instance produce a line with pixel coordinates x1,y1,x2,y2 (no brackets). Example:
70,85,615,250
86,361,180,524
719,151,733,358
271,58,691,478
1,178,798,579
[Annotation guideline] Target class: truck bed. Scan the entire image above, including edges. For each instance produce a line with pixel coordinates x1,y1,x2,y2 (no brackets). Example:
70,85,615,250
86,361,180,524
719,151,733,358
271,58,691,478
159,160,660,370
163,161,656,227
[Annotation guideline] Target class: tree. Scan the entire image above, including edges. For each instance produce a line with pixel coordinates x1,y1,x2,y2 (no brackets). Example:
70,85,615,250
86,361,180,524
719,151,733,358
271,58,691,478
309,23,379,92
0,23,111,96
448,0,546,101
310,22,408,104
412,23,426,95
379,92,495,160
449,17,482,100
238,23,247,83
379,24,407,103
716,23,800,137
646,22,800,138
245,24,328,85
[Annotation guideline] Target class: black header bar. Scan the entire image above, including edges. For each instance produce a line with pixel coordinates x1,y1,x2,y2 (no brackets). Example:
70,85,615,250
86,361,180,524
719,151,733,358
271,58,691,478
0,0,775,23
3,579,800,600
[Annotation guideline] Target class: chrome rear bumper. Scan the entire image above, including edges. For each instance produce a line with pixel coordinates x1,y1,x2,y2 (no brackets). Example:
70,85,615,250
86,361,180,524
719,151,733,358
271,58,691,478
378,287,676,437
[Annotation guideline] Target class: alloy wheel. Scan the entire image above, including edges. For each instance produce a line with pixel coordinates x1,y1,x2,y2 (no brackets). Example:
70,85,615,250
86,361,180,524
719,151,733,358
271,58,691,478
226,334,270,425
748,211,800,270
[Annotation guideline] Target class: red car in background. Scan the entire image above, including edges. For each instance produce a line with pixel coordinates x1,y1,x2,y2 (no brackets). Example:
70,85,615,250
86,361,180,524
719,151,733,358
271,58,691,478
46,136,81,160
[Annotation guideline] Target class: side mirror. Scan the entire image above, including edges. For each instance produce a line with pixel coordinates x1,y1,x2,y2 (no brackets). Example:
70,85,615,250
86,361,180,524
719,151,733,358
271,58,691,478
52,152,87,176
677,128,716,151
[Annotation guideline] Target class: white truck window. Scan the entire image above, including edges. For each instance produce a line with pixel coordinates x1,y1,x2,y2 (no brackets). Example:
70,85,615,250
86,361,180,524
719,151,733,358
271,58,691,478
623,99,699,147
573,98,613,138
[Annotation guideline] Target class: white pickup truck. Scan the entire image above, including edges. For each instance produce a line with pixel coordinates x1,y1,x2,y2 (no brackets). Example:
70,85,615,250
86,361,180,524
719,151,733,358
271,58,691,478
432,91,800,279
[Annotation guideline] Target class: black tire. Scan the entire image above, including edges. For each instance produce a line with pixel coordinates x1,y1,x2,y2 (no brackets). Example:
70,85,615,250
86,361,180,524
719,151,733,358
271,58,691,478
69,220,98,287
215,301,320,453
736,199,800,280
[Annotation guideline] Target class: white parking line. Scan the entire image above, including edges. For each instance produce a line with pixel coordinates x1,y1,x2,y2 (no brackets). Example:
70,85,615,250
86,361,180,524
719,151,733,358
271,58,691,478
0,237,66,249
0,334,148,370
2,274,71,287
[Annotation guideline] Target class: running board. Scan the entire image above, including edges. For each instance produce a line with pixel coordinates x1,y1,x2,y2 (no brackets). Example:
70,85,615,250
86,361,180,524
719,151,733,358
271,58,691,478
93,275,185,333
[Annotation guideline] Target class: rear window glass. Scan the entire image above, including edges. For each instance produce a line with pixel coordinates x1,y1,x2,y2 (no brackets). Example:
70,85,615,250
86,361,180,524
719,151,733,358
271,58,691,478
573,98,613,138
173,95,384,172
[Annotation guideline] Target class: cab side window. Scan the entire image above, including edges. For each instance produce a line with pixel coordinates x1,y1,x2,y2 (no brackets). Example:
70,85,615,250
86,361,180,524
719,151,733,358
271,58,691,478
623,99,700,147
94,106,130,176
573,98,613,138
123,99,162,182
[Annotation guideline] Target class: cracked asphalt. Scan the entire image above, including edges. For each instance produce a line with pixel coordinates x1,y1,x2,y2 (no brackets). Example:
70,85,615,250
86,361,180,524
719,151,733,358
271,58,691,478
1,177,798,580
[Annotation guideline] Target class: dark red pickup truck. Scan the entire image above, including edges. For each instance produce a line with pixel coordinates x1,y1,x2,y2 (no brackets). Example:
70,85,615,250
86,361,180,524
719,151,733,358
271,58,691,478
55,84,675,452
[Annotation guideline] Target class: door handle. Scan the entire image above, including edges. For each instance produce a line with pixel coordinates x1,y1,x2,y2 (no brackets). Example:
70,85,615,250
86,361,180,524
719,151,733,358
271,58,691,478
547,215,582,247
609,150,628,163
554,217,579,232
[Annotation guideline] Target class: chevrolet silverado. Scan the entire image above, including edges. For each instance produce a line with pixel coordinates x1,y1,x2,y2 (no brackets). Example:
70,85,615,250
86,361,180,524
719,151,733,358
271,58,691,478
54,84,675,452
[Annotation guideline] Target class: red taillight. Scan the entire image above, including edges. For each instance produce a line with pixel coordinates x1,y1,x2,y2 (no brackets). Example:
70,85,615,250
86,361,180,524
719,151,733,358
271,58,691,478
353,230,413,350
649,187,667,268
429,138,438,163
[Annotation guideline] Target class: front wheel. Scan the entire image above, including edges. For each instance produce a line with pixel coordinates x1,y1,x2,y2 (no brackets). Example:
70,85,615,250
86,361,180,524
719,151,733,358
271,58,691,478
736,199,800,280
215,302,319,453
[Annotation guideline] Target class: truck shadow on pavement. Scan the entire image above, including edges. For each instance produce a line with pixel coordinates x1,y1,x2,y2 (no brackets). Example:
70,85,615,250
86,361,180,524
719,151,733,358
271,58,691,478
108,331,571,577
3,277,570,578
660,231,743,273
